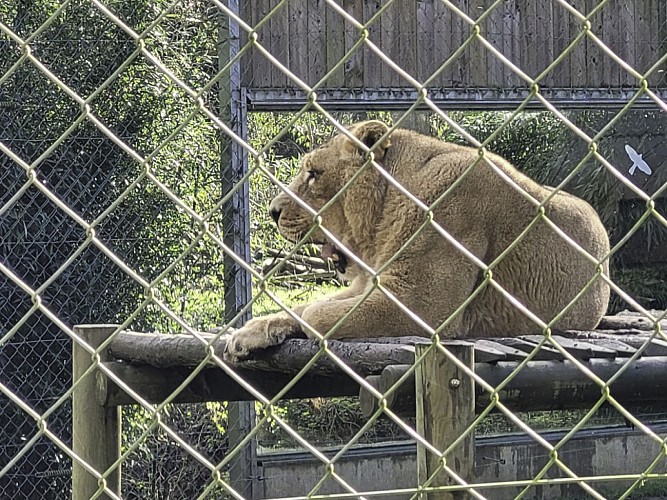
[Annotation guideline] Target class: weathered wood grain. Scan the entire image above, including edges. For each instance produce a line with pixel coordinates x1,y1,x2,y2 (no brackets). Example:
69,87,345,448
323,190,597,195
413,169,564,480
237,0,665,92
270,0,289,86
288,0,309,84
100,362,360,406
363,353,667,417
343,0,364,87
72,325,121,500
416,0,435,83
108,331,416,375
521,334,618,359
416,342,475,500
326,0,345,87
586,0,605,88
476,355,667,412
468,0,488,87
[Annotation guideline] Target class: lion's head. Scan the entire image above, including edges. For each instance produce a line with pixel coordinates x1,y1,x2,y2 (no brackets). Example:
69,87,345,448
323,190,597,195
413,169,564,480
268,121,392,268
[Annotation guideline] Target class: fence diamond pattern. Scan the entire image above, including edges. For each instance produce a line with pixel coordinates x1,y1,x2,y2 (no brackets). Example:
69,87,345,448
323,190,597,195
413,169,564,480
1,1,666,499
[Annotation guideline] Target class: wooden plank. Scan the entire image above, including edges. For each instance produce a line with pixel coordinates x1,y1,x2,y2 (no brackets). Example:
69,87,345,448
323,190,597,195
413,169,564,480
380,0,399,86
617,0,636,86
519,0,538,79
416,342,475,500
521,334,617,359
451,0,469,86
551,0,571,87
597,314,667,331
568,0,587,87
100,362,360,406
536,0,554,86
416,0,436,83
654,0,667,87
468,0,488,87
343,0,364,87
476,356,667,412
485,0,504,87
72,325,121,500
325,0,345,87
583,338,637,357
609,337,667,357
288,0,309,83
497,337,562,360
558,332,667,357
585,0,604,88
363,0,383,86
503,0,521,86
601,0,620,88
635,0,655,79
430,0,450,86
309,0,327,86
397,0,417,85
645,0,663,87
239,0,253,87
472,339,528,360
248,0,273,87
270,0,289,86
444,339,506,362
109,331,416,375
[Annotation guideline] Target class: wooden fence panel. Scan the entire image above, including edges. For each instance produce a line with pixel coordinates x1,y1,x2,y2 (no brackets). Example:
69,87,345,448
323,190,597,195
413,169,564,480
240,0,666,93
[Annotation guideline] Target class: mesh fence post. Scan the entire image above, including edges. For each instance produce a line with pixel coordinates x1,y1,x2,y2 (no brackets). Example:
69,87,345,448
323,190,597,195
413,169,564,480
72,325,121,500
219,1,257,497
416,343,476,500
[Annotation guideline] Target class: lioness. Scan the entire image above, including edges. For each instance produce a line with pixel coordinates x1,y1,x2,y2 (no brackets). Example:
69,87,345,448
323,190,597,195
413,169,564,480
223,121,610,363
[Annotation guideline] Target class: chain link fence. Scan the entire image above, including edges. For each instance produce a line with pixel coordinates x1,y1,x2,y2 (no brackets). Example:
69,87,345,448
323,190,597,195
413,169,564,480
1,0,666,499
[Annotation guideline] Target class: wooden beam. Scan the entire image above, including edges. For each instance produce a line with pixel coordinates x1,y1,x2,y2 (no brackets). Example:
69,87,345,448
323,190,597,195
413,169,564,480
416,342,476,500
72,325,121,500
597,315,667,331
98,362,360,406
364,355,667,417
359,364,415,419
108,331,415,375
475,356,667,412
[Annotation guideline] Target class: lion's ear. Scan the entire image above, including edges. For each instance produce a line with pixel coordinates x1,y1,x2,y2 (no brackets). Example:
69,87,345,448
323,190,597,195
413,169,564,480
348,121,392,161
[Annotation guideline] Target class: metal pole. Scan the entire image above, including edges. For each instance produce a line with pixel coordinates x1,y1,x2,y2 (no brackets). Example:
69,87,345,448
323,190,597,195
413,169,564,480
219,2,257,497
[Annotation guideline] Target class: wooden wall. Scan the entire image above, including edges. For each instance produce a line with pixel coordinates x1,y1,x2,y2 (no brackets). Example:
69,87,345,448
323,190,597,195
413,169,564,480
240,0,667,91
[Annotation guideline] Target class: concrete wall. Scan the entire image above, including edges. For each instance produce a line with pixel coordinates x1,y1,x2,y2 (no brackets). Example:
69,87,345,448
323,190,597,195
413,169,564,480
256,423,667,499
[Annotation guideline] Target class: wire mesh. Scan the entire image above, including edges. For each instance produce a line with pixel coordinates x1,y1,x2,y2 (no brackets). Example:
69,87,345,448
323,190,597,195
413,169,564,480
1,0,666,499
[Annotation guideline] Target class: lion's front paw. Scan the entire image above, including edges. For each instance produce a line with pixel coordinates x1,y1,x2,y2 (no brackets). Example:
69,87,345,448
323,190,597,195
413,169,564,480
222,316,299,364
223,330,254,364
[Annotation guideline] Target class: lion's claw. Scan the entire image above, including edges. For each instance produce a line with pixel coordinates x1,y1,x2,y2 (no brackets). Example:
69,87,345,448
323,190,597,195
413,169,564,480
223,334,251,364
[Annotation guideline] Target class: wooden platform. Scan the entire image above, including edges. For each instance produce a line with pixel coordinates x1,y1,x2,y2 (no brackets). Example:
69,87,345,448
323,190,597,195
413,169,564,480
93,312,667,414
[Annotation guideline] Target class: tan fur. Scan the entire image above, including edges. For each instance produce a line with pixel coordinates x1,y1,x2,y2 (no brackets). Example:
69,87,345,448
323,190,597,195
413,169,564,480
223,121,610,362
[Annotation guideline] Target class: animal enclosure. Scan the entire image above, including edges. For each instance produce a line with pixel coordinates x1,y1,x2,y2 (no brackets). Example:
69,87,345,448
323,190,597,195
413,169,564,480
1,1,666,499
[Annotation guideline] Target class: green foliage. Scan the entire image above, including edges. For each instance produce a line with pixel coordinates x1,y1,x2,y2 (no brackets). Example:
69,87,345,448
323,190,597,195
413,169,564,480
258,397,411,449
431,110,565,177
121,403,230,498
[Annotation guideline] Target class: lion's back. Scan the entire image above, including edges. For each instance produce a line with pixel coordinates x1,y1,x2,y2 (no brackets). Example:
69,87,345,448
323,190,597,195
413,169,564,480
383,132,610,335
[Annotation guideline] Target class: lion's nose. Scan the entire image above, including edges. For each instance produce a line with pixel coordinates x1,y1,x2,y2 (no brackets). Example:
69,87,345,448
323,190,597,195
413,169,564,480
269,206,281,224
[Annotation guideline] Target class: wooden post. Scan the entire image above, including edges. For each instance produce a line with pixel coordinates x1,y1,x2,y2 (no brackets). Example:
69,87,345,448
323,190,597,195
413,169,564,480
72,324,121,500
415,342,475,500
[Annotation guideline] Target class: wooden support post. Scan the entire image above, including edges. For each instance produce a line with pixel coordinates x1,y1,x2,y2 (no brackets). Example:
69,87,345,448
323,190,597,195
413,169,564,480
72,324,121,500
415,342,475,500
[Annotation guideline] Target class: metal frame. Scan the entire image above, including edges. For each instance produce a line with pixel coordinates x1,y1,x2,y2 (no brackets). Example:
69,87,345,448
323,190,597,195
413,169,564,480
246,87,667,112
